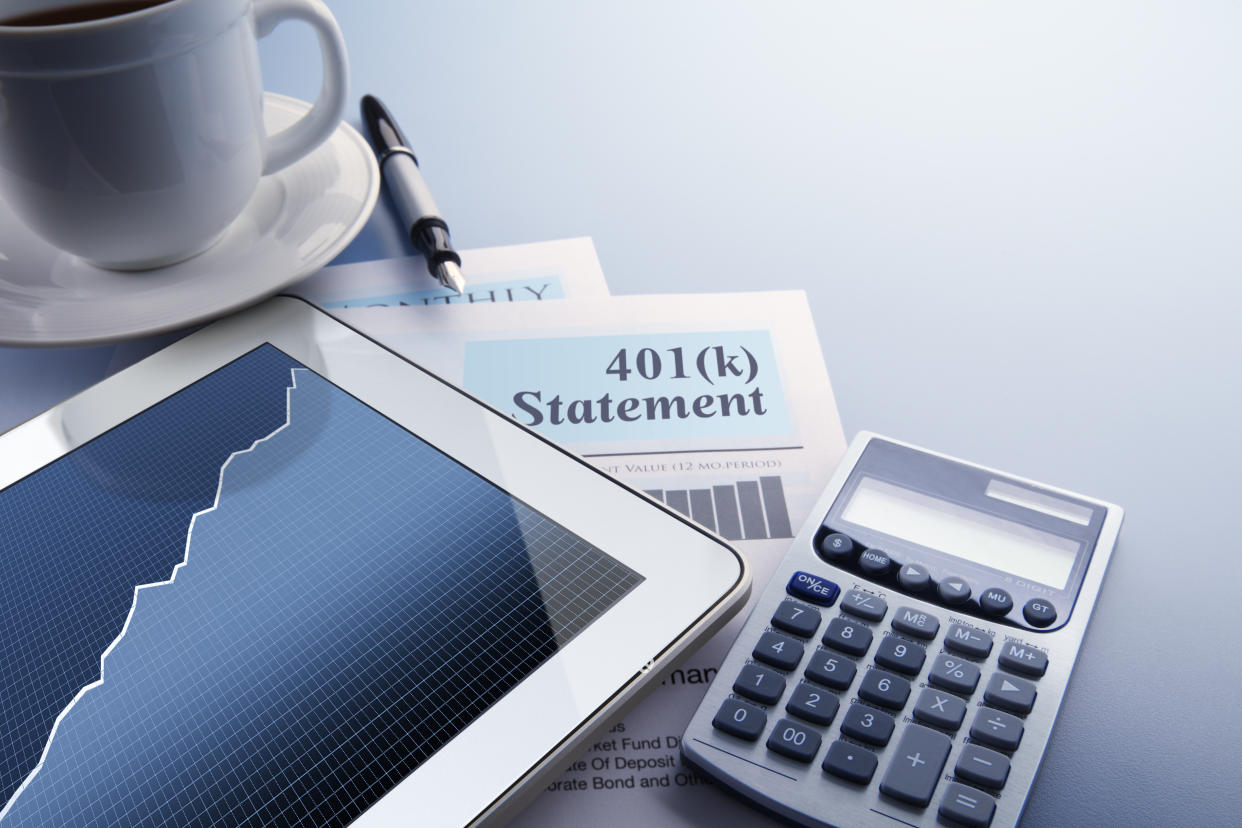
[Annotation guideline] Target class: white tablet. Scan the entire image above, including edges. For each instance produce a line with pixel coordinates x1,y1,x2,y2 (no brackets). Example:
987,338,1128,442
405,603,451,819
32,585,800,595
0,297,749,827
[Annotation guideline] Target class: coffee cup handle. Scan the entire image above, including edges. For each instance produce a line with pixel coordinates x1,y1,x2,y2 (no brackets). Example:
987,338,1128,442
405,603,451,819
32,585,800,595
253,0,350,176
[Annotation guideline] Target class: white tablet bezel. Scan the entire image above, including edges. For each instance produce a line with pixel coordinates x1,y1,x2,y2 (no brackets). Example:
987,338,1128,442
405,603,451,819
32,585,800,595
0,297,749,826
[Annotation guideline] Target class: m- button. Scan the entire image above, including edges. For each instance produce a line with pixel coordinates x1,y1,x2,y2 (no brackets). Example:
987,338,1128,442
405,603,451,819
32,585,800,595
945,623,992,659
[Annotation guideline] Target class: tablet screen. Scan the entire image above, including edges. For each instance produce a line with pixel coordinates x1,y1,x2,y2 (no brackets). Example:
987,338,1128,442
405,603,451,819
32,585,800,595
0,344,644,826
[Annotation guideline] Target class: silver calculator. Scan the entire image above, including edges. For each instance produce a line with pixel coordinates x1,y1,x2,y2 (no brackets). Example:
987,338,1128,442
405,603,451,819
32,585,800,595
681,433,1123,827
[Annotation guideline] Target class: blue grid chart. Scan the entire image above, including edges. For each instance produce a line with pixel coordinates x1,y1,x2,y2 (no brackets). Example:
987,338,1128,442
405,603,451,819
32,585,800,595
0,346,643,826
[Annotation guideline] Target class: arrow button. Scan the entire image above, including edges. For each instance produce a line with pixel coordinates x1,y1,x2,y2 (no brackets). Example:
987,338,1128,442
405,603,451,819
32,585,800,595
984,671,1037,714
937,577,971,606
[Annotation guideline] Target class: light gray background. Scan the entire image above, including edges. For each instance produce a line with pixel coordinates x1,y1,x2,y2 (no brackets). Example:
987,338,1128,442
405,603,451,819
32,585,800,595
2,2,1238,825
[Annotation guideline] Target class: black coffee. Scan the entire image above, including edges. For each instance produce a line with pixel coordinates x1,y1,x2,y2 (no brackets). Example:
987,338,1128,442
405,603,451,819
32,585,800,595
0,0,173,26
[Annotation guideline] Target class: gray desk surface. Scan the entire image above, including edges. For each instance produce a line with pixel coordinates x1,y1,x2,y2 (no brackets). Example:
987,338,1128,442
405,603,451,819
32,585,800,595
2,3,1238,825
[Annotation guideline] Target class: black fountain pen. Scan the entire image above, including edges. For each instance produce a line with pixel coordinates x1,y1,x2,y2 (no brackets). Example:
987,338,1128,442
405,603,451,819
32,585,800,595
361,94,466,295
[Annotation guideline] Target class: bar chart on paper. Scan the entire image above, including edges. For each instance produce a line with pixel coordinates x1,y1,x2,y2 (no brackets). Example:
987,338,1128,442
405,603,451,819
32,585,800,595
645,476,794,541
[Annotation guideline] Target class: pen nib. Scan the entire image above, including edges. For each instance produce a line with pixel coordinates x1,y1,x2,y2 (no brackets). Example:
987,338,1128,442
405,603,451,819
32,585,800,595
436,260,465,296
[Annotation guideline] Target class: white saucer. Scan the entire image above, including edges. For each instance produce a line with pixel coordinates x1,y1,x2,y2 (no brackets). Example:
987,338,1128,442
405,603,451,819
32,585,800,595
0,93,380,347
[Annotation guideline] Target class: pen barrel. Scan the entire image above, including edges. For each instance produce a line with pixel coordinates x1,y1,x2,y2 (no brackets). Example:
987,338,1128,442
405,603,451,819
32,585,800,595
383,153,443,231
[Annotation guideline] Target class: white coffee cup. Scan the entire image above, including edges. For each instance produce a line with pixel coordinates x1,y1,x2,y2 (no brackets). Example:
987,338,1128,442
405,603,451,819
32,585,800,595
0,0,349,270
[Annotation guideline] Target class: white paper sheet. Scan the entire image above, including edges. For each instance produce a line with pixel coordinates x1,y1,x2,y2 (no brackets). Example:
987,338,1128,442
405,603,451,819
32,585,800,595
0,238,607,436
287,236,608,308
334,292,847,827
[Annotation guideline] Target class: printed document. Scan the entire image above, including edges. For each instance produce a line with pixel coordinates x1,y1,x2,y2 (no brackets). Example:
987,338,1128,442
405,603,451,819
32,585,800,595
334,291,846,826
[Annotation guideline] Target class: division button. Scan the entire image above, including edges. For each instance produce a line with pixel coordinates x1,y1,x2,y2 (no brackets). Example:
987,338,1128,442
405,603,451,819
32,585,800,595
753,631,806,672
766,717,822,763
955,744,1011,789
733,663,786,705
786,681,840,726
874,635,927,676
945,623,993,659
858,549,892,577
712,697,767,741
892,607,940,640
787,571,841,607
823,740,878,784
1023,598,1057,627
771,599,822,638
804,648,858,690
840,588,888,622
979,588,1014,616
818,532,855,561
879,724,952,807
858,668,911,710
939,782,997,827
912,688,967,731
998,642,1049,678
928,653,981,696
897,563,931,593
823,616,873,657
969,707,1024,751
937,577,972,605
983,672,1037,715
840,703,896,746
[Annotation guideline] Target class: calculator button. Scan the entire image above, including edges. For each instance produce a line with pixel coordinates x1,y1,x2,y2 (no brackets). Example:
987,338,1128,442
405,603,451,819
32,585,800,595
858,549,892,577
753,631,805,671
767,717,822,763
940,782,997,827
823,740,878,784
874,635,926,676
897,563,931,593
840,588,887,622
937,577,971,606
858,669,911,710
928,654,981,696
786,681,839,726
970,708,1024,751
879,724,952,807
840,703,895,746
1023,598,1057,627
945,624,993,659
771,600,822,638
733,663,786,705
979,588,1013,617
912,688,967,731
955,744,1011,789
823,617,873,656
787,571,841,607
998,642,1049,678
712,697,767,741
983,672,1037,715
804,649,857,690
892,607,940,639
818,532,855,561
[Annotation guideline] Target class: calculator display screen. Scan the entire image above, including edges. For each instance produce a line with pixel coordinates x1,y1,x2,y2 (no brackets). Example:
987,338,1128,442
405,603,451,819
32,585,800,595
841,476,1079,589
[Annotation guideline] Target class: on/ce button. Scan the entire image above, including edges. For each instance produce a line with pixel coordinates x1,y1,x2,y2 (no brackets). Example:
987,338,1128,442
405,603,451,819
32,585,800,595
786,571,841,607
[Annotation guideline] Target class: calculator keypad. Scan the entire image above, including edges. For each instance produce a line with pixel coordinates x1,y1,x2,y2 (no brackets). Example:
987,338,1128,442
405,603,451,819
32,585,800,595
707,571,1054,827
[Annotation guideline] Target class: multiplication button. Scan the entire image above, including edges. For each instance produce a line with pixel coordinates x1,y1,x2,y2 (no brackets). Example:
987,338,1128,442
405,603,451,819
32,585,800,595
840,588,887,622
912,688,966,731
